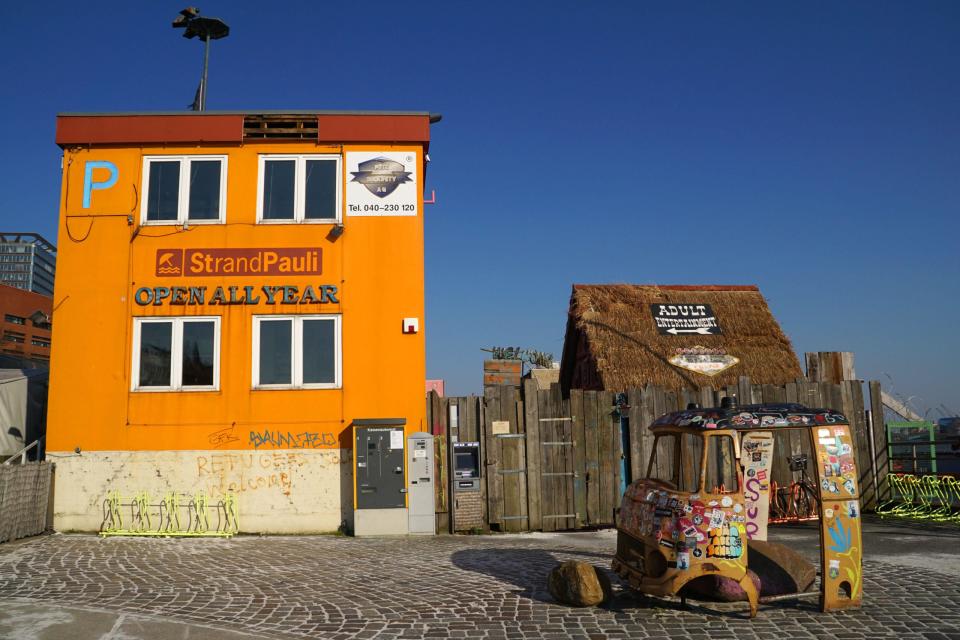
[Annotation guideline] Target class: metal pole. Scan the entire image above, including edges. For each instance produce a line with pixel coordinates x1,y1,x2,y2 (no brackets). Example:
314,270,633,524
200,33,211,111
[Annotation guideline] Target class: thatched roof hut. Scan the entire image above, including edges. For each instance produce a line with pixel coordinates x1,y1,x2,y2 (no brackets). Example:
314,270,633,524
559,284,802,393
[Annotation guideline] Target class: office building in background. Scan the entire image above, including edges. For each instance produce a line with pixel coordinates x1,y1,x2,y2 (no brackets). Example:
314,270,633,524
0,233,57,296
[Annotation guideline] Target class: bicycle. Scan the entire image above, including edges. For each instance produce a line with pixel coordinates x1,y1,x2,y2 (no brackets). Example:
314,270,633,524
769,454,820,523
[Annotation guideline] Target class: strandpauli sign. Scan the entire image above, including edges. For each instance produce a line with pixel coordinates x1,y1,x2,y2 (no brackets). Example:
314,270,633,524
134,284,339,306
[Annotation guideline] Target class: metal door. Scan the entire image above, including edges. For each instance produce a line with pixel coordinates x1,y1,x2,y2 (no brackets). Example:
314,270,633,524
355,426,405,509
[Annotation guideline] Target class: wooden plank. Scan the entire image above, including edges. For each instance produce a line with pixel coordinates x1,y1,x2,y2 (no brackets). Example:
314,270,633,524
869,381,889,508
523,379,542,531
501,432,523,532
760,384,774,403
724,384,738,405
467,396,479,443
680,387,697,410
561,388,576,530
502,385,524,529
517,398,529,529
613,393,625,513
508,398,528,531
698,385,715,409
639,385,656,479
583,390,600,525
627,388,643,485
554,382,575,531
805,351,856,383
847,381,875,510
598,391,616,526
738,376,753,406
664,389,679,414
516,412,530,530
432,393,447,509
483,386,503,530
537,389,554,532
652,385,671,481
502,385,518,434
805,380,823,410
770,383,797,490
477,396,488,528
784,382,799,404
447,399,458,535
570,389,587,529
818,381,832,412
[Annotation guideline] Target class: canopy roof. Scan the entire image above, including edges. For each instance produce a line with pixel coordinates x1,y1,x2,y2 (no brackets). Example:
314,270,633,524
559,284,803,393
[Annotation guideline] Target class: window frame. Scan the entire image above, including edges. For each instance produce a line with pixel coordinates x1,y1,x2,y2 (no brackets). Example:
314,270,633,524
140,155,228,225
255,154,342,224
251,314,342,390
131,316,221,392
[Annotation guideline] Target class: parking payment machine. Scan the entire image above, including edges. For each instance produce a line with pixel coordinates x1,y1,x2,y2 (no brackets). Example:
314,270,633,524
353,419,408,536
407,432,435,535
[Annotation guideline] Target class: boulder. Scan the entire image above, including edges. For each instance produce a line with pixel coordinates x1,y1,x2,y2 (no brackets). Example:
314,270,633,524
682,540,816,602
547,561,613,607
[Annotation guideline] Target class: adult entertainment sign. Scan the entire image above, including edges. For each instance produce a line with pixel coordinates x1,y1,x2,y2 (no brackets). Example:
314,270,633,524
650,303,722,335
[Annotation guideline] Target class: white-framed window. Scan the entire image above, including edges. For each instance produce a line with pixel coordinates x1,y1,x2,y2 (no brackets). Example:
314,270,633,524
257,155,341,223
132,316,221,391
252,315,341,389
141,155,227,224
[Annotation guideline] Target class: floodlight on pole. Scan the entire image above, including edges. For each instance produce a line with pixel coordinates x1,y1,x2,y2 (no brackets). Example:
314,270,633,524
172,7,230,111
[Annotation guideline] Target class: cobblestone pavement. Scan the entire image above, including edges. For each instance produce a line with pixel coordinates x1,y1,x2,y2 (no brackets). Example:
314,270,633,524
1,520,958,639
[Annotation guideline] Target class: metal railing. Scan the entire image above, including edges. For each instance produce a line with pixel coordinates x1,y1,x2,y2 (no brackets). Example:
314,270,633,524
876,474,960,523
3,438,42,465
100,491,239,537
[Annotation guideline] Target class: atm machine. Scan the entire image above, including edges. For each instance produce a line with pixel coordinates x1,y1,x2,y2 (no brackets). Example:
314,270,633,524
452,440,483,532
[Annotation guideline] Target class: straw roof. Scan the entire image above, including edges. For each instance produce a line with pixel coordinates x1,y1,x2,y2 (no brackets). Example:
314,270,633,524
559,285,802,393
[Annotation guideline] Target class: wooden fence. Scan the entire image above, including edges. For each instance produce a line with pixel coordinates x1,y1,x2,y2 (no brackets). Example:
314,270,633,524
426,377,889,533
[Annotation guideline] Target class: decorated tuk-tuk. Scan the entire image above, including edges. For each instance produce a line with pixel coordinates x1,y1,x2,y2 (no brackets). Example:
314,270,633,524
612,401,862,617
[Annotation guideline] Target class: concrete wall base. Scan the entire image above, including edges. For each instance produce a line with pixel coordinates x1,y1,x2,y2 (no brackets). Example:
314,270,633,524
354,508,408,536
47,449,353,534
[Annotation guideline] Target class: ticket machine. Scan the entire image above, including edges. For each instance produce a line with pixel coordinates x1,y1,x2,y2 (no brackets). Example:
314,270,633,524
353,419,407,536
407,432,435,535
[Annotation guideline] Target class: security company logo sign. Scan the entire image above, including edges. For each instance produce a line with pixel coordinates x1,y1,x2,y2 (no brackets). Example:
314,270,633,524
346,151,418,217
351,157,411,197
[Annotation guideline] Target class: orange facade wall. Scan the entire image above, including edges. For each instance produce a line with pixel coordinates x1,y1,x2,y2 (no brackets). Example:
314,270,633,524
47,139,427,454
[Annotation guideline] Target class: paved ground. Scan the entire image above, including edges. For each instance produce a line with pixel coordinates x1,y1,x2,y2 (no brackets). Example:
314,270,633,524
0,516,958,640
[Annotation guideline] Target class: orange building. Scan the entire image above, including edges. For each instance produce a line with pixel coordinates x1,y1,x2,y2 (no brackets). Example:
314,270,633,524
0,283,52,365
48,111,437,533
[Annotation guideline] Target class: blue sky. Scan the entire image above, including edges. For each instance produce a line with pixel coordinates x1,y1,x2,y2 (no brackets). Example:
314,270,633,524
1,2,957,415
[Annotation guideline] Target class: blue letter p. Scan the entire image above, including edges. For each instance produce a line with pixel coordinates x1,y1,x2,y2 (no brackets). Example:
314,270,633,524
82,161,118,208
